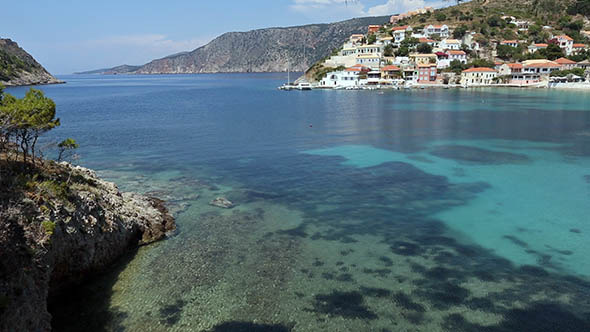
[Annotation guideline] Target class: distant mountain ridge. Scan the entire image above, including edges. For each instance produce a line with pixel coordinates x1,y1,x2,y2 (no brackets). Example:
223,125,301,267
0,38,62,86
75,64,141,75
78,16,390,75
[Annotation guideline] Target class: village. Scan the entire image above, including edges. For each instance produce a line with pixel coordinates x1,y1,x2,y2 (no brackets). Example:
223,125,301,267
306,7,590,90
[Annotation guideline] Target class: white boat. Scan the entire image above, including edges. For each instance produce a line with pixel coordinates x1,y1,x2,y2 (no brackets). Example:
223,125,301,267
278,83,296,91
296,82,313,90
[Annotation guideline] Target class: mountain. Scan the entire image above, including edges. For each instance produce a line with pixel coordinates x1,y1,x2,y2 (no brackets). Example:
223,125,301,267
134,16,390,74
75,64,141,75
0,38,62,86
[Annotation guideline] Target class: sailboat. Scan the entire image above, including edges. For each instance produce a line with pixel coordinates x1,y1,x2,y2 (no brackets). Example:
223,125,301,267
278,62,295,90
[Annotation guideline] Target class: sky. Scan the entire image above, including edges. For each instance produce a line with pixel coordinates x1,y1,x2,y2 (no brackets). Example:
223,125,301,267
2,0,451,74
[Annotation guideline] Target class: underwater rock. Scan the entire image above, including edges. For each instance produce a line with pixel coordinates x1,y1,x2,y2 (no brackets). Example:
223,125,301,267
430,145,530,164
209,197,234,209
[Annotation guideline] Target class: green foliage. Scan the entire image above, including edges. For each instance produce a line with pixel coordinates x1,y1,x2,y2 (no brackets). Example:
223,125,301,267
0,49,29,81
550,68,586,77
395,46,410,57
367,34,377,45
400,37,419,48
57,138,79,162
448,60,467,74
383,44,394,57
37,180,69,201
435,12,447,21
497,45,525,61
539,43,565,60
487,15,506,28
41,220,56,235
417,43,433,54
468,58,496,68
568,0,590,16
0,88,60,165
453,25,469,39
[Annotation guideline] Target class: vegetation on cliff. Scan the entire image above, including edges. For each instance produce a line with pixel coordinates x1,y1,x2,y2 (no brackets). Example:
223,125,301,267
0,39,62,86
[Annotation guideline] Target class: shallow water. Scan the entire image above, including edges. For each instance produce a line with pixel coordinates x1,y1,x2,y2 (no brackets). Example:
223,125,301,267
8,74,590,331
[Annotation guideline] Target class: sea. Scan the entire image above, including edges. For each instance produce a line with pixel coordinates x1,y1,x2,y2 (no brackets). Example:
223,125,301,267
6,74,590,331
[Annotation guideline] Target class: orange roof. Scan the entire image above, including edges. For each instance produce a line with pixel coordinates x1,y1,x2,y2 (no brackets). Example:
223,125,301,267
381,65,401,71
532,43,548,47
346,64,371,72
448,50,466,55
507,63,523,69
430,24,445,28
392,25,410,31
555,57,576,64
573,43,587,48
556,35,573,41
418,64,437,68
463,67,496,73
419,37,434,43
524,62,560,68
501,40,518,44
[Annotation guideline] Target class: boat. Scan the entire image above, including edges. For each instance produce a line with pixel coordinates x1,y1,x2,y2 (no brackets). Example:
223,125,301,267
278,83,296,91
296,82,313,90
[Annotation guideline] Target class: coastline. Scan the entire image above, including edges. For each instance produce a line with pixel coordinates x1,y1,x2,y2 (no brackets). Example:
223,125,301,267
0,160,175,331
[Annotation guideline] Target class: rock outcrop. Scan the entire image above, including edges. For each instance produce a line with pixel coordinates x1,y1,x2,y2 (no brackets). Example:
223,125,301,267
0,38,63,86
0,162,175,331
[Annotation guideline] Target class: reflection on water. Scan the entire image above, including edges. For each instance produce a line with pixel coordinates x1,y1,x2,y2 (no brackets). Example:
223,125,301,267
9,75,590,331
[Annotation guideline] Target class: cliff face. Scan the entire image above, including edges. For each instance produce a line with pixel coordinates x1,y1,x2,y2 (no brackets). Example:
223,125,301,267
0,38,62,86
135,16,389,74
0,162,175,331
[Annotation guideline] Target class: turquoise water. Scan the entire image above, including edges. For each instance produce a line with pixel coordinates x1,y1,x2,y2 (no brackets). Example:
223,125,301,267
8,75,590,331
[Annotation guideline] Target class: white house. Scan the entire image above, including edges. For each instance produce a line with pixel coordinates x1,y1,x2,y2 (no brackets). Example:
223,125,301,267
553,35,574,55
424,24,449,38
522,60,560,75
356,54,381,68
447,50,467,63
356,45,381,55
528,43,548,54
440,39,461,50
499,40,519,48
319,70,361,88
391,26,413,45
513,20,530,31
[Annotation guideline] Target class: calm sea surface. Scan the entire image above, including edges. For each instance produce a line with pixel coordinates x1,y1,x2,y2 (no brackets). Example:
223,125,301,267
7,74,590,331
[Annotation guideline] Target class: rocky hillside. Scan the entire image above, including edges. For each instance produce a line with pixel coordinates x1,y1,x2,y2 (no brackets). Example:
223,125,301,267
135,16,389,74
0,38,62,86
0,160,175,331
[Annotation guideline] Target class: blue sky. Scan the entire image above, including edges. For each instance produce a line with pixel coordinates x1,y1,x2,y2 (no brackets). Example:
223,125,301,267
2,0,448,74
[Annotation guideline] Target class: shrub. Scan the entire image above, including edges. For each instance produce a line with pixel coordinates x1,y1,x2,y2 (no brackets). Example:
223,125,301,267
41,220,56,235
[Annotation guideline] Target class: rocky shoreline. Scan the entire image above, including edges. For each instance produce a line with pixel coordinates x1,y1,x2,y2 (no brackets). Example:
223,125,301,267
0,163,175,331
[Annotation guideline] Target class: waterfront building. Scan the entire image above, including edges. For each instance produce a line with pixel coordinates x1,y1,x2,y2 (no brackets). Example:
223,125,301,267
555,57,577,70
460,67,497,86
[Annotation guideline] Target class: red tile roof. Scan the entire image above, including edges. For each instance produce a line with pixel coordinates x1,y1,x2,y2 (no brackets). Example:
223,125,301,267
381,65,401,71
524,62,560,68
346,64,371,72
448,50,466,55
555,57,576,64
419,37,434,43
501,40,518,44
392,25,410,31
556,35,573,41
573,44,587,48
532,43,548,47
463,67,497,73
507,63,523,69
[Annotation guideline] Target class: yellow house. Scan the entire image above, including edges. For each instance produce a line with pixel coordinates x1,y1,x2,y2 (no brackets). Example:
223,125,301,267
460,67,497,86
409,53,437,65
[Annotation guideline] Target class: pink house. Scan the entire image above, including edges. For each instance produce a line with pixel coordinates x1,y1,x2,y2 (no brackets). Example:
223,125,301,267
417,64,437,83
